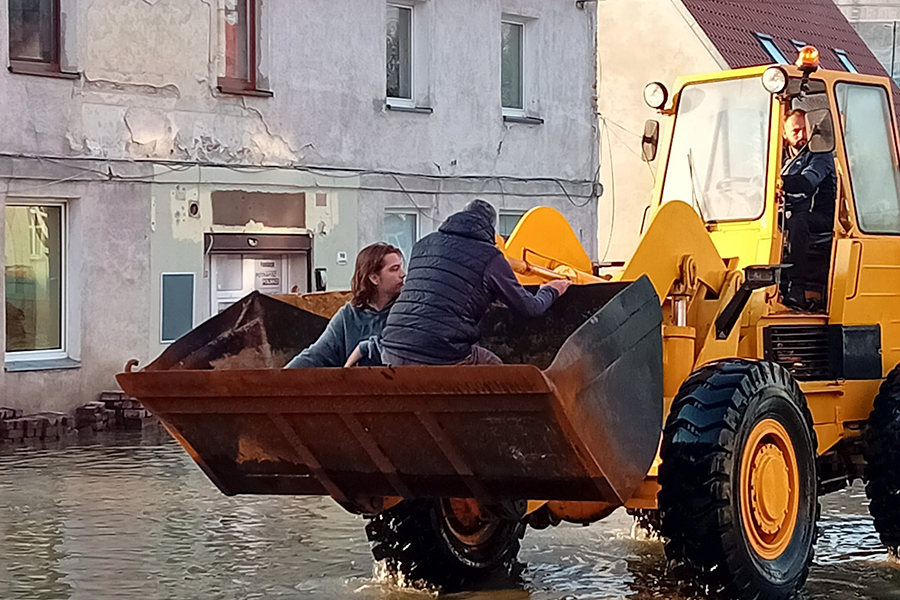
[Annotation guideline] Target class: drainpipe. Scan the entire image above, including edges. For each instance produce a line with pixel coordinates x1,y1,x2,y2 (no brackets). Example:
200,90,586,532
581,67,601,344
892,21,897,82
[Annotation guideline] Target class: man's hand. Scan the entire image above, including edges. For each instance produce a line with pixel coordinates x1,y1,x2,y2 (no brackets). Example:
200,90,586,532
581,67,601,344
543,279,572,296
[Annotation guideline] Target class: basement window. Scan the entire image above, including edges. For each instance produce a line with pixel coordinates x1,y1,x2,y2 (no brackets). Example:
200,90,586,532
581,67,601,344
8,0,76,78
218,0,272,96
384,211,419,264
498,210,526,239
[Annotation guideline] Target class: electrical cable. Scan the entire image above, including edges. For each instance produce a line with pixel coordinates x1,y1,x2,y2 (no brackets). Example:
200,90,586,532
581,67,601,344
599,120,617,263
1,153,597,204
0,151,596,188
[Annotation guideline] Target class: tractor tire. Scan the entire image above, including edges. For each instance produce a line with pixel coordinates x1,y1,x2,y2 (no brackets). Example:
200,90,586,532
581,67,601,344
864,364,900,557
365,498,524,590
659,359,818,600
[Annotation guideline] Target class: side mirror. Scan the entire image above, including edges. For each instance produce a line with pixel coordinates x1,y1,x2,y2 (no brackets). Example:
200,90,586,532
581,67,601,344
806,108,835,154
642,119,660,162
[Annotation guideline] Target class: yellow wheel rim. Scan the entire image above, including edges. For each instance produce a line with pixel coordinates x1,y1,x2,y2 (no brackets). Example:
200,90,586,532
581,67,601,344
740,418,800,560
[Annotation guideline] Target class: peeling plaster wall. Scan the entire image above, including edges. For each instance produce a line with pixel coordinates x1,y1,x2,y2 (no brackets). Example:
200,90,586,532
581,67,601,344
145,166,359,359
1,0,598,411
1,0,597,178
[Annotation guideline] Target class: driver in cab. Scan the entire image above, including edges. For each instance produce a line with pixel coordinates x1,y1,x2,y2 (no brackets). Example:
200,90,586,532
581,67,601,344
780,108,836,310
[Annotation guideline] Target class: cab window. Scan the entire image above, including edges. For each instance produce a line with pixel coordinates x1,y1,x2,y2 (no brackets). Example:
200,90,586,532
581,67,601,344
661,77,770,222
835,83,900,234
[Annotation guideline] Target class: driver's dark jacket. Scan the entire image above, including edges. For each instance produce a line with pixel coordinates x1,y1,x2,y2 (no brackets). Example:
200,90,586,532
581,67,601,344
781,148,836,232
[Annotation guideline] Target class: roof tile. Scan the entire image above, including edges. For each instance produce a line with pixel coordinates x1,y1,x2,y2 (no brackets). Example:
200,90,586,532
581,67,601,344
681,0,900,114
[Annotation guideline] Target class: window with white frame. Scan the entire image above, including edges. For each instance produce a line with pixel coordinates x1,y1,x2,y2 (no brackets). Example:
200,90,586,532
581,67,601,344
386,2,414,105
501,19,525,114
5,203,65,358
383,211,418,264
498,210,526,239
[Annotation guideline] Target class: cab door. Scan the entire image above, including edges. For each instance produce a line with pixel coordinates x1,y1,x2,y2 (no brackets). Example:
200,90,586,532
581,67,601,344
830,80,900,377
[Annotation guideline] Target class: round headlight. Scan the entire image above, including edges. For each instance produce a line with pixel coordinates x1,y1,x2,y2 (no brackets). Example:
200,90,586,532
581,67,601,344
643,82,669,110
762,66,788,94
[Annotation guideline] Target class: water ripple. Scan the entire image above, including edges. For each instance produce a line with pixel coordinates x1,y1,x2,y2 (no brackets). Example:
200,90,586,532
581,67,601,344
0,433,896,599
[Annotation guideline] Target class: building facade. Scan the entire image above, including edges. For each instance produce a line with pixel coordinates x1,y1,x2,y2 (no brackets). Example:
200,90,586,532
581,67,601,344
1,0,600,412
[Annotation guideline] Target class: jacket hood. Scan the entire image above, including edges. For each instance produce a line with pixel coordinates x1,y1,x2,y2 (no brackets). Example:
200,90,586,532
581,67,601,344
438,199,497,243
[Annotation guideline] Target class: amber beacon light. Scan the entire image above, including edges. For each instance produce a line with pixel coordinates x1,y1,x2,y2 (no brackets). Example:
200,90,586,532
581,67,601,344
795,46,820,71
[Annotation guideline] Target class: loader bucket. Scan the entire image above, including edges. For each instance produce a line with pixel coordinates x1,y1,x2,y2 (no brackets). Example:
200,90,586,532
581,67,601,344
118,276,663,507
148,292,331,371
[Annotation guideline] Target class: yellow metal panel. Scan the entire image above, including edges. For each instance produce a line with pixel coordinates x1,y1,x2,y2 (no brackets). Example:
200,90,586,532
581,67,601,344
619,201,727,299
840,238,900,373
803,381,880,453
695,270,744,367
502,207,593,286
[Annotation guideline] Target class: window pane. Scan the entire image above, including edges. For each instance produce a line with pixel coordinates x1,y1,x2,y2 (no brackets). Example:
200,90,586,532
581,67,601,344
835,50,859,73
501,22,524,109
5,205,62,352
224,0,251,81
661,78,770,221
8,0,56,63
386,5,412,99
215,255,243,291
836,83,900,233
499,213,524,239
161,274,194,343
383,213,417,263
755,34,787,64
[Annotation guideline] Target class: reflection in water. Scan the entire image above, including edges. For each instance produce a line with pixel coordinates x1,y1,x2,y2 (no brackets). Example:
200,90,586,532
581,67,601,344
0,433,898,600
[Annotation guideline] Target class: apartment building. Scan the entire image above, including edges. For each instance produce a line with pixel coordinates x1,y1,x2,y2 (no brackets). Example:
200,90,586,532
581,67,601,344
1,1,600,411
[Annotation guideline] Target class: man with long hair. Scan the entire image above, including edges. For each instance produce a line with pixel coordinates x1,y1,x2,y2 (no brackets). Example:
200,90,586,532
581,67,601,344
284,243,405,368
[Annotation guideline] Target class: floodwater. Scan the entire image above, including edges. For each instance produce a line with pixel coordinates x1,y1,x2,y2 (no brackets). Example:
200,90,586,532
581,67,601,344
0,432,898,600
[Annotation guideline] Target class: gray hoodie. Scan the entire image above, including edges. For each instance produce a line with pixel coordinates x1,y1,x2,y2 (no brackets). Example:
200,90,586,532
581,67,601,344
284,302,391,368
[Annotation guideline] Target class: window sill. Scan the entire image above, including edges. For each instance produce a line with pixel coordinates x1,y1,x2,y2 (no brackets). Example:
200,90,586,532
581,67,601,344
503,115,544,125
8,62,80,80
216,84,274,98
386,103,433,114
5,357,81,373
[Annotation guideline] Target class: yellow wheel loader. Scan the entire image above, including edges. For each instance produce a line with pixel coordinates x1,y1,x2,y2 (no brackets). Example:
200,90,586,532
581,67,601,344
118,47,900,599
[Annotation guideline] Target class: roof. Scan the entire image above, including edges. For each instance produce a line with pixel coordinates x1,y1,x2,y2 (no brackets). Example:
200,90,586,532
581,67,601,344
680,0,900,114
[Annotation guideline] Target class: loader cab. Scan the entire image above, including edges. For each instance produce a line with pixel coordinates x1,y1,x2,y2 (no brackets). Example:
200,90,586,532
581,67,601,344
645,51,900,320
774,75,837,312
